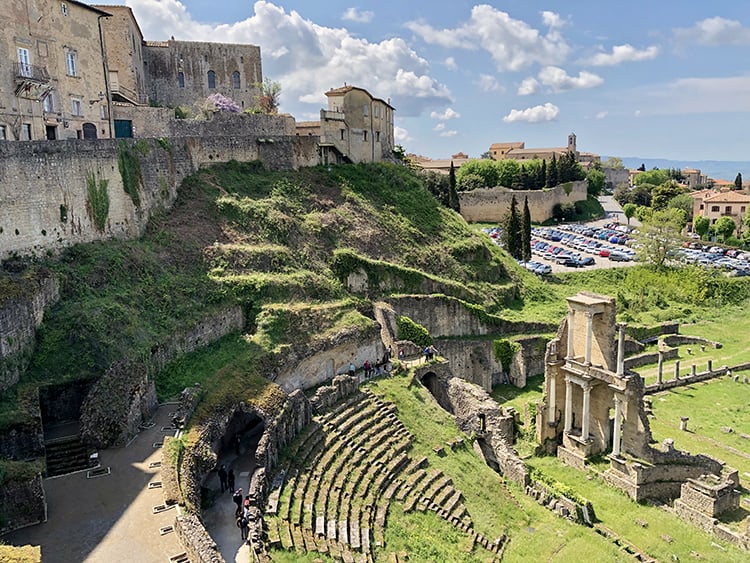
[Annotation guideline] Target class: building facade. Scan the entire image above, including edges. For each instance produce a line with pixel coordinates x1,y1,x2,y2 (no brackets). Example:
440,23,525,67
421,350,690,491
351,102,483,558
142,39,262,112
693,190,750,231
1,0,113,141
311,85,395,164
488,133,600,166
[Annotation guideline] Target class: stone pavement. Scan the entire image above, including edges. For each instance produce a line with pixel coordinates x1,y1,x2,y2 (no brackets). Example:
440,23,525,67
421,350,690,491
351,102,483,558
5,405,185,563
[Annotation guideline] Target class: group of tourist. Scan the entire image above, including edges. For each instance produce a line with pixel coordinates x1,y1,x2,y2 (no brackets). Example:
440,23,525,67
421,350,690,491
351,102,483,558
217,463,251,542
355,346,394,379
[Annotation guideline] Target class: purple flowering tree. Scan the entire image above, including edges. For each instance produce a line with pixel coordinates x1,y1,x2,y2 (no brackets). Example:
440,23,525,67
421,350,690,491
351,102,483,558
206,93,241,113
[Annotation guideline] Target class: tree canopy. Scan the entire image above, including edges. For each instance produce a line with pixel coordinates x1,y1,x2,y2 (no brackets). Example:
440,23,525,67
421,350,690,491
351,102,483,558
636,208,686,269
634,169,669,187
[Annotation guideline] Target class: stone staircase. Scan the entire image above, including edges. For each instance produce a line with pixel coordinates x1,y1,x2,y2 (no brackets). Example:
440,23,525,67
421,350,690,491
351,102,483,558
45,435,97,477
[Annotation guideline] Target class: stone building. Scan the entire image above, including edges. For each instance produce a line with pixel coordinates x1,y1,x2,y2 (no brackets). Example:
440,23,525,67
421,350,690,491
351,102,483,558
0,0,113,141
93,5,148,106
488,134,600,166
692,190,750,232
142,38,262,113
297,85,395,164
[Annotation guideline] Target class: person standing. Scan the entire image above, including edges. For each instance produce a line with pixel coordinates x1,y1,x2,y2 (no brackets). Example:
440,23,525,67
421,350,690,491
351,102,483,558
236,513,249,541
232,488,243,516
227,468,235,492
218,464,228,493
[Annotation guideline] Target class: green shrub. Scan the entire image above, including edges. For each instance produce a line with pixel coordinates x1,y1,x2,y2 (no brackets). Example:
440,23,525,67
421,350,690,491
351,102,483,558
493,338,520,372
117,141,142,207
85,172,109,231
397,315,432,347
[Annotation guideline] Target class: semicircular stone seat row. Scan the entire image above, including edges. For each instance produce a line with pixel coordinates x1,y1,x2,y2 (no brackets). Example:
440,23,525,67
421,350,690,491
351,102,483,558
263,389,507,562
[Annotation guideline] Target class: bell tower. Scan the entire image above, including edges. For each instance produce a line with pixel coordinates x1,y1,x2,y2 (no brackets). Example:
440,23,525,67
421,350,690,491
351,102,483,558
567,132,577,153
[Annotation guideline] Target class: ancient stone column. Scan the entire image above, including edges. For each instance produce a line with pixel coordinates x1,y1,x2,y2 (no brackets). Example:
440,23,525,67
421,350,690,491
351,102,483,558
567,309,575,359
657,351,664,384
564,377,573,433
674,360,680,381
616,323,626,377
585,312,594,365
612,395,623,457
691,364,697,377
680,416,689,431
548,377,557,425
582,382,592,440
707,359,712,373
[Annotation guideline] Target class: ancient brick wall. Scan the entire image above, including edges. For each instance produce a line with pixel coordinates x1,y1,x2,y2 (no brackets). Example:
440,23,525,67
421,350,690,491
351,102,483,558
458,181,588,223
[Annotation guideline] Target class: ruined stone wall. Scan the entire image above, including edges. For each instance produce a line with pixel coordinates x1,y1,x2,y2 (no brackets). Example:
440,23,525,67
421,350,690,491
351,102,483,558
458,181,588,224
0,472,46,535
174,513,222,563
0,271,59,392
624,347,679,370
309,375,359,413
0,387,44,461
386,295,555,339
661,334,721,349
79,359,156,448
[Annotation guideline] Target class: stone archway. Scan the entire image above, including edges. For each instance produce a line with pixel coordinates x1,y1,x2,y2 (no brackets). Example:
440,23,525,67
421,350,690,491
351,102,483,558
421,371,439,399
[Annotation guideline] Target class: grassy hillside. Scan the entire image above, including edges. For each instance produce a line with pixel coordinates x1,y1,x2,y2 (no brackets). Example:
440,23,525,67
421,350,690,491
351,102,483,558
0,161,523,426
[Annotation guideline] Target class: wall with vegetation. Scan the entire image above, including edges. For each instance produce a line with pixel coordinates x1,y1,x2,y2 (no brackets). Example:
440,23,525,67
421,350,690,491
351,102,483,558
0,471,45,535
0,272,59,392
458,180,588,223
0,116,320,261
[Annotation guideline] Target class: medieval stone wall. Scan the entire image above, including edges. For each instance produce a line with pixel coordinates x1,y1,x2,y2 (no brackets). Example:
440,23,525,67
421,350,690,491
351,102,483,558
0,271,59,392
458,181,588,224
0,387,44,461
0,114,320,261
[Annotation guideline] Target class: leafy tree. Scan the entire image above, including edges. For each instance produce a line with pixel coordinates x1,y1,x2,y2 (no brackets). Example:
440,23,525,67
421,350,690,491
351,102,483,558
521,196,531,262
457,173,486,192
448,161,460,212
623,203,637,225
497,159,521,188
631,185,652,207
392,144,407,162
601,156,624,169
586,168,605,197
735,172,744,190
207,93,241,112
251,77,281,114
456,159,499,188
613,184,632,205
651,181,685,210
666,193,694,222
637,163,646,172
634,169,669,187
714,216,736,241
635,208,686,269
501,195,521,259
693,215,710,240
480,151,491,159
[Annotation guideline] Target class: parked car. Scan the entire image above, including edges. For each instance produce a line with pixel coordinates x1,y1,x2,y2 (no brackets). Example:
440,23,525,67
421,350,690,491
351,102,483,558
609,252,630,262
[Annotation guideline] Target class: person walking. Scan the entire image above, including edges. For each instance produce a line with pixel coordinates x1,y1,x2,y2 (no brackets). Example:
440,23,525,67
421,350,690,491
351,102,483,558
218,464,228,493
227,468,235,492
232,488,243,517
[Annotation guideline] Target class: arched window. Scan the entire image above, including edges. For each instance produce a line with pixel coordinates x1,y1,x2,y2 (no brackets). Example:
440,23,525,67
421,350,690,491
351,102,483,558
207,70,216,89
232,71,240,89
178,72,185,88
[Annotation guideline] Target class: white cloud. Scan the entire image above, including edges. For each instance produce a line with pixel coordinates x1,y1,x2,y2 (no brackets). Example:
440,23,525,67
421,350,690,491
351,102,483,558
588,44,659,66
444,57,457,70
503,103,559,123
439,129,458,137
538,66,603,92
394,126,412,142
126,0,451,117
341,7,374,23
430,108,460,120
595,111,608,119
517,77,539,96
634,110,641,117
478,74,503,92
406,6,569,71
541,11,563,29
674,17,750,46
433,123,445,131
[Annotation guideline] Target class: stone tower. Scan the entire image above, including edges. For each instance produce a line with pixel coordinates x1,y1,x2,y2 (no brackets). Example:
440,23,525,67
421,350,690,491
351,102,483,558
567,132,577,153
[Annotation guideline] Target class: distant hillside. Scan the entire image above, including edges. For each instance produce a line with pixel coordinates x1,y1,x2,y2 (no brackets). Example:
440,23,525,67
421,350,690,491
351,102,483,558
614,157,749,182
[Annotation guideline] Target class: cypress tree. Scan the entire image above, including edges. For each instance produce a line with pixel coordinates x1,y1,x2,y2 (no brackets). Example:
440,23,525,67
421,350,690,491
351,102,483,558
539,159,547,189
547,154,559,187
521,196,532,262
448,161,460,212
503,195,521,260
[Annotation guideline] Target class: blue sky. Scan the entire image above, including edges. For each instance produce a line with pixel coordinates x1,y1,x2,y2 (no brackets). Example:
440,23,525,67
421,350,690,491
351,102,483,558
119,0,750,162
